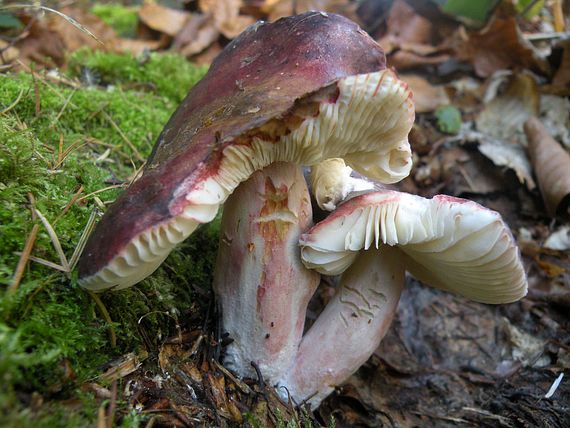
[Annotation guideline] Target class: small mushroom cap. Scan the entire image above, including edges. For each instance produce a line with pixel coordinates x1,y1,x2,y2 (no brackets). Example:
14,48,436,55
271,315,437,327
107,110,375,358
310,158,375,211
300,190,528,304
78,12,414,291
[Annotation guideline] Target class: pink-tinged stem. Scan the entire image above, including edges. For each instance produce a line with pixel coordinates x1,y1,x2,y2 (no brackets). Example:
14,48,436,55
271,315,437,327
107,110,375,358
277,246,404,407
213,162,320,383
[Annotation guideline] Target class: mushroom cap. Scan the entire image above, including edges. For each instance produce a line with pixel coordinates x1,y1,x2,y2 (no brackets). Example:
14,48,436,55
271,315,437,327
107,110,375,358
300,190,528,304
310,158,375,211
78,12,414,291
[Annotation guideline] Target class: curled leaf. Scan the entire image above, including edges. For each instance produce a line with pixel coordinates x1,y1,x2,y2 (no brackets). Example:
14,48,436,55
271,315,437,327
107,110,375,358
525,117,570,219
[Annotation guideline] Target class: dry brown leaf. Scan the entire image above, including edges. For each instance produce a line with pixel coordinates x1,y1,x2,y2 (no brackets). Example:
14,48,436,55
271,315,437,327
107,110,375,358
199,0,256,39
544,226,570,251
401,74,449,113
266,0,358,23
47,6,118,52
0,40,19,65
456,13,550,78
536,258,566,278
388,50,450,69
139,1,190,37
477,139,536,190
477,73,539,141
525,117,570,219
380,0,434,47
14,16,66,68
548,40,570,96
116,38,163,56
378,0,454,70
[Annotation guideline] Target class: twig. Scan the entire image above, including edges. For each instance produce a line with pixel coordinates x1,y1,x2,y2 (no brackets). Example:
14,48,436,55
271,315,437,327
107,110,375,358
544,372,564,399
33,207,70,272
101,111,145,162
97,403,106,428
107,380,118,428
0,4,104,45
250,361,265,389
53,88,77,123
69,209,98,271
54,185,84,223
0,88,25,115
8,224,40,294
78,184,126,203
524,31,570,41
14,253,67,272
211,359,253,395
88,291,117,348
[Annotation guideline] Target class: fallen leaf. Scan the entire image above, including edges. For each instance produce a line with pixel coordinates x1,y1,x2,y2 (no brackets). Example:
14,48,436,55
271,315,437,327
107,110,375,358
478,139,536,190
14,16,66,68
543,226,570,251
266,0,358,23
536,258,566,277
379,0,454,70
199,0,256,39
116,38,162,56
400,74,449,113
0,40,19,65
476,73,539,142
524,117,570,219
47,6,118,52
139,1,190,37
456,12,550,77
549,40,570,95
539,95,570,149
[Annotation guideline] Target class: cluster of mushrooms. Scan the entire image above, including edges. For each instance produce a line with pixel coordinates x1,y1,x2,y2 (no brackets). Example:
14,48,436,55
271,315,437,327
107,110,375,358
78,12,528,408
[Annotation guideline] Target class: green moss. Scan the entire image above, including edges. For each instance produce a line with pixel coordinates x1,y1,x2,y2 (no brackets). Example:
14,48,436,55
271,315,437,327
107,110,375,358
91,4,139,37
0,53,216,425
69,49,209,103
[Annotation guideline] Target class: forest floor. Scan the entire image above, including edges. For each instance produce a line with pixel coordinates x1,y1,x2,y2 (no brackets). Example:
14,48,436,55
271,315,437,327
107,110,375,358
0,1,569,427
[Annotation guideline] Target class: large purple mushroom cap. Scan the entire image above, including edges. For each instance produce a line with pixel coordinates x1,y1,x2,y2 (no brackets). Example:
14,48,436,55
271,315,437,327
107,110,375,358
78,12,414,291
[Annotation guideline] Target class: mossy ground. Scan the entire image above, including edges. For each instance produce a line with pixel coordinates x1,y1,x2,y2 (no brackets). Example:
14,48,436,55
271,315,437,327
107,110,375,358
0,51,213,427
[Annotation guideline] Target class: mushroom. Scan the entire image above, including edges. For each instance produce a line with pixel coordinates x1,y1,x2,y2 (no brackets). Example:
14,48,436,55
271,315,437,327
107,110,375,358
77,12,414,292
213,162,319,381
309,158,375,211
276,189,527,406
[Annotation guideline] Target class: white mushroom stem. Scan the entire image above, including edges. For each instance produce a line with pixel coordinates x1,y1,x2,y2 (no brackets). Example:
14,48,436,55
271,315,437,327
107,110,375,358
213,162,320,382
277,246,404,407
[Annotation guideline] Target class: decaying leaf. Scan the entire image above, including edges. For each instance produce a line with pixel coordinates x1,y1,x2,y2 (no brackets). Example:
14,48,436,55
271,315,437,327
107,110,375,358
476,73,539,141
0,40,19,65
47,6,118,52
540,95,570,149
478,138,536,190
174,14,220,57
138,1,190,37
457,12,550,77
503,319,549,367
14,16,66,67
199,0,256,39
548,40,570,95
544,226,570,251
525,117,570,219
379,0,453,70
401,74,449,113
99,350,149,382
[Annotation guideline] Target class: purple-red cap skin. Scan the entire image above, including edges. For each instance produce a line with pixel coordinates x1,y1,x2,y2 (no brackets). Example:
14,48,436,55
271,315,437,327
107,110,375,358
78,12,386,280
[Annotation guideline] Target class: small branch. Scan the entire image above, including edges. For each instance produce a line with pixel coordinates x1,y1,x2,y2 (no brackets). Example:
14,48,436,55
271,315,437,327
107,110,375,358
33,207,70,272
88,291,117,348
8,224,40,294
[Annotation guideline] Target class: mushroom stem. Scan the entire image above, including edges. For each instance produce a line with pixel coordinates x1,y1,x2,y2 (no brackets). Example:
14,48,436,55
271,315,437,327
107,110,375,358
277,246,404,406
213,162,319,383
